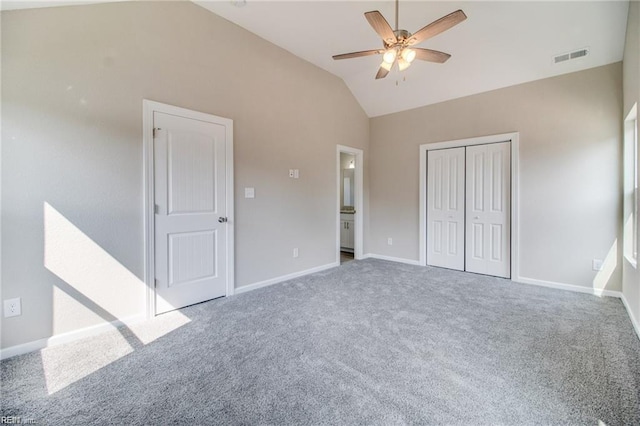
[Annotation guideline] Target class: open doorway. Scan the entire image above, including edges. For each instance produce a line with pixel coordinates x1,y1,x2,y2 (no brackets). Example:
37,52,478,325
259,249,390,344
337,145,363,265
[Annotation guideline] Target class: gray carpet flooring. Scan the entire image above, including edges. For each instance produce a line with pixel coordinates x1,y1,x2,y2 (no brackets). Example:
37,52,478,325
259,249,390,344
2,259,640,425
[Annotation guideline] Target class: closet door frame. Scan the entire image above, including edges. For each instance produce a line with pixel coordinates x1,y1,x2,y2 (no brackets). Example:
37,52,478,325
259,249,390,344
419,132,520,279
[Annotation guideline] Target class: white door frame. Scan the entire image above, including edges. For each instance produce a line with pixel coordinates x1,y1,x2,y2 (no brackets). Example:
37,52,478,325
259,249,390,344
337,145,364,261
419,132,520,278
143,100,234,318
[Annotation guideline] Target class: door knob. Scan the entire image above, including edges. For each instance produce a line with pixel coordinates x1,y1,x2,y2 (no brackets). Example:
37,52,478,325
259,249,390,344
218,217,228,223
474,216,480,220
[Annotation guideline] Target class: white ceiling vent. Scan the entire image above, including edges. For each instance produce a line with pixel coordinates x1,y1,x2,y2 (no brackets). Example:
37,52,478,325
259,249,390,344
554,48,589,64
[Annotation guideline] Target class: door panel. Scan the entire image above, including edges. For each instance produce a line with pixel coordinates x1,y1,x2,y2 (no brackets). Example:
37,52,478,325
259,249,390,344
168,230,217,286
154,111,227,314
167,132,216,214
447,222,458,255
465,142,511,278
471,223,483,259
427,147,465,270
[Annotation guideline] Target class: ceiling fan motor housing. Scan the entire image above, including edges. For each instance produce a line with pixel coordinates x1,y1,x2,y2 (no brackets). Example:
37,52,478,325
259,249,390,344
386,29,411,48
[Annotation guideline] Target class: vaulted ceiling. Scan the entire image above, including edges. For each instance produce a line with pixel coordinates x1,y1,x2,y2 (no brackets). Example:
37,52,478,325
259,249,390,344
196,1,629,117
2,1,629,117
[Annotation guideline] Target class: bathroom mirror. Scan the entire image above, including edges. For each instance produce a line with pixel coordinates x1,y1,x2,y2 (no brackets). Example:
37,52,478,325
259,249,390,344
342,169,355,208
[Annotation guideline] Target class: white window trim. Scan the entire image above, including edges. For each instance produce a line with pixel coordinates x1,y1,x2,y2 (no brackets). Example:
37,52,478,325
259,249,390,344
624,103,638,269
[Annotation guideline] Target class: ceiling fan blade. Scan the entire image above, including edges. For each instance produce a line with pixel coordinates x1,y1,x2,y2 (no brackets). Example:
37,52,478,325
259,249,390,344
413,48,451,63
332,49,383,60
409,9,467,45
375,64,391,79
365,11,397,45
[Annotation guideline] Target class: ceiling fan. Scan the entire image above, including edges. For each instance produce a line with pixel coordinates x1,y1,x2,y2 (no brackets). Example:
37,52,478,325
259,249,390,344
332,0,467,79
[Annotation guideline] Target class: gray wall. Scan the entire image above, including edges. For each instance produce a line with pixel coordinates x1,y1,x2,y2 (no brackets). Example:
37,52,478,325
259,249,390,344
623,1,640,327
369,63,623,291
1,2,369,349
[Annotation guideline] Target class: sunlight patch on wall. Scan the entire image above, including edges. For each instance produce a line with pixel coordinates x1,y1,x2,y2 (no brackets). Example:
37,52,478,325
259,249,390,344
44,202,145,333
592,240,617,295
42,202,193,395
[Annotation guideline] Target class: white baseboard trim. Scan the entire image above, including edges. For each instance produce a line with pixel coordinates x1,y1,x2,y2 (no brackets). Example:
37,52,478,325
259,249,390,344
363,253,421,266
235,262,340,295
0,314,146,361
620,293,640,340
514,276,622,298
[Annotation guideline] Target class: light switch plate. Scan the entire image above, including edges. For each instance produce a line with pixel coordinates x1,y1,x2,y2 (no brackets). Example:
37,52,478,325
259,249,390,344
245,187,255,198
294,169,299,179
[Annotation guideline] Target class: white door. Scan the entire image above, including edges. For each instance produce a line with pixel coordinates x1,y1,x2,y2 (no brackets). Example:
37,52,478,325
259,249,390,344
427,147,465,270
154,111,228,314
465,142,511,278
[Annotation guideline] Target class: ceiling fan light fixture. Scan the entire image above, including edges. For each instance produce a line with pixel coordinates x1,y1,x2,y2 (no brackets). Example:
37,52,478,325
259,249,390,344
380,61,393,71
401,48,416,63
397,57,411,71
382,49,397,64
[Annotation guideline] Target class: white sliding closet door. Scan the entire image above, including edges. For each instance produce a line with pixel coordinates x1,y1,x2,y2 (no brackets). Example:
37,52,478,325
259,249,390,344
427,148,465,270
465,142,511,278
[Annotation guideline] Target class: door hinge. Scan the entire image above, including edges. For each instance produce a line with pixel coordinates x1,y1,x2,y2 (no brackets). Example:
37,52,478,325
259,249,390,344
154,204,159,214
154,278,159,288
153,128,161,138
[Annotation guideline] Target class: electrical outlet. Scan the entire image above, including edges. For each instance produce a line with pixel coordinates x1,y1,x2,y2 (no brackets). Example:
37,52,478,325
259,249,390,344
4,298,21,318
387,238,393,245
293,248,299,258
592,259,604,271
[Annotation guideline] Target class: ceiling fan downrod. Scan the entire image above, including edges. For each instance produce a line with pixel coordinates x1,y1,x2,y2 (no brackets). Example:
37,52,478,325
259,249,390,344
395,0,399,31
